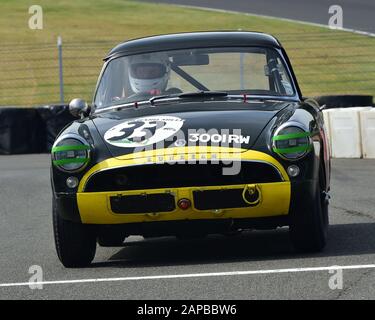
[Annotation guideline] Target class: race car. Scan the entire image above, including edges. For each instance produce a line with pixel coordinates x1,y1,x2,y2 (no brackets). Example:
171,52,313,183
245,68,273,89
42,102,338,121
51,31,331,267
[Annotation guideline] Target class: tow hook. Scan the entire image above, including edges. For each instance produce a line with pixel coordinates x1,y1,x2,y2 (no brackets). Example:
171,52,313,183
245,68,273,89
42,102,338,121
242,184,262,206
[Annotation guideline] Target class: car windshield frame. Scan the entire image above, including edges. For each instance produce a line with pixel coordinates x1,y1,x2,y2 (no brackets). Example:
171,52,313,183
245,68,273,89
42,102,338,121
92,46,300,111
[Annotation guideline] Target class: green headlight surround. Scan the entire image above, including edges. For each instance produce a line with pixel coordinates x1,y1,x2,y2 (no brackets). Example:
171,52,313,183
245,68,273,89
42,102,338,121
52,136,90,172
52,145,90,153
272,126,311,160
52,157,89,166
272,132,310,141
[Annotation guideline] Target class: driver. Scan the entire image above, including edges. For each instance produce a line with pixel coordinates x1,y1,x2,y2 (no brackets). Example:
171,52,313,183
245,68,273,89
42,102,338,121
128,53,171,96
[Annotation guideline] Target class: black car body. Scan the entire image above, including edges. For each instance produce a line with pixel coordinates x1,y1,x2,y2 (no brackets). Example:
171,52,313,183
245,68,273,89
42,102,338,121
51,31,331,267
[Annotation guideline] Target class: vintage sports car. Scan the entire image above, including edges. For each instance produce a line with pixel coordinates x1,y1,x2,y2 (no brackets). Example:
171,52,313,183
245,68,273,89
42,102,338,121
51,31,331,267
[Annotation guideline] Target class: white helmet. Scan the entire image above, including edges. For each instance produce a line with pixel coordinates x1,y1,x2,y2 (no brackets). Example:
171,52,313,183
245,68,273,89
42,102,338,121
128,53,170,94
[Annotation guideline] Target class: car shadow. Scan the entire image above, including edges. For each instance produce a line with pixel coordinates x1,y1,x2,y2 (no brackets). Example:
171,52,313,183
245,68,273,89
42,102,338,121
91,222,375,268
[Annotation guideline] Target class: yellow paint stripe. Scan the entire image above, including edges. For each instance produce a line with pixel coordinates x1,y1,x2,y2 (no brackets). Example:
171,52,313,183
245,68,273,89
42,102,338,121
78,147,288,192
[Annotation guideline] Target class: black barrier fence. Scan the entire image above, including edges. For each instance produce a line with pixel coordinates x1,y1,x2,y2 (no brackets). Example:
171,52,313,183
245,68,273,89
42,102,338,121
0,105,74,155
314,95,374,109
0,108,45,154
37,104,76,151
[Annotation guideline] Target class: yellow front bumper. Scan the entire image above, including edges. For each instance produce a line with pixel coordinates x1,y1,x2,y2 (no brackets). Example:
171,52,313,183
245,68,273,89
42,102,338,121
76,147,291,224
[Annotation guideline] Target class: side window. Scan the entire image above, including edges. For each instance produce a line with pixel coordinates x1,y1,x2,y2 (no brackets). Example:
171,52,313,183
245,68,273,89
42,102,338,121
95,65,110,108
95,59,130,107
276,57,294,96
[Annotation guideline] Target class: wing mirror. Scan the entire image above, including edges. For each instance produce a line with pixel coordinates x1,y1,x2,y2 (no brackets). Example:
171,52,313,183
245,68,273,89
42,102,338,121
69,98,91,118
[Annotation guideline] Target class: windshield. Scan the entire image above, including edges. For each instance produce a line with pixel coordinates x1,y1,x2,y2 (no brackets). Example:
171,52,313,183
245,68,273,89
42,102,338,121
94,47,296,109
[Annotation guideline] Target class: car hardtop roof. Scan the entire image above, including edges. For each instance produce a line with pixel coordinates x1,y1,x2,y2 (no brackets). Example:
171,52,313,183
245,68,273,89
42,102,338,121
105,31,282,60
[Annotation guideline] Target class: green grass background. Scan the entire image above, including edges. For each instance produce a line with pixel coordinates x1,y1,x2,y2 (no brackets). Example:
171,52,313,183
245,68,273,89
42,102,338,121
1,0,374,106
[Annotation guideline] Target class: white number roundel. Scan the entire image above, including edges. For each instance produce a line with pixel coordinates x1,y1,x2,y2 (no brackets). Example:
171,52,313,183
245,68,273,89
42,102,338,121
104,115,184,148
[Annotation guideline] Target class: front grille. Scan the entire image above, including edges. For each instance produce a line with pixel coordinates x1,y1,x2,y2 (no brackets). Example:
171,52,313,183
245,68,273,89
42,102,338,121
110,193,175,214
85,161,282,192
193,189,254,210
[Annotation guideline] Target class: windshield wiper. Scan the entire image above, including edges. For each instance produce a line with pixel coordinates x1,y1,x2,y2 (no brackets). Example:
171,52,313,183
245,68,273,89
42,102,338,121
149,91,228,105
178,91,228,98
149,93,179,106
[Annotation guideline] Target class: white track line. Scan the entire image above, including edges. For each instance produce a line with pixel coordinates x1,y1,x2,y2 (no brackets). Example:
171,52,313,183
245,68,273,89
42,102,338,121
172,4,375,38
1,264,375,288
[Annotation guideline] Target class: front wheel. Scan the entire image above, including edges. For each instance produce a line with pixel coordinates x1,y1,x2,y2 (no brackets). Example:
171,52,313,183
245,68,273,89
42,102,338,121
289,179,329,252
53,197,97,268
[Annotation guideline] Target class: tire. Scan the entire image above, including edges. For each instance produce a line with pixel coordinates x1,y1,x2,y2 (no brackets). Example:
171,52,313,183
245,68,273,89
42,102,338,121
53,197,96,268
289,178,329,253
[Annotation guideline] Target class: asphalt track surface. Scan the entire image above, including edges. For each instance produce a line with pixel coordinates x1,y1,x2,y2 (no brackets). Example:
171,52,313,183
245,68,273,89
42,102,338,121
0,155,375,299
145,0,375,34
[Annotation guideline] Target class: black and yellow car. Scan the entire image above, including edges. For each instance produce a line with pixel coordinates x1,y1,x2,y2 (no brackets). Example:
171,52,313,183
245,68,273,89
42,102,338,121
51,31,331,267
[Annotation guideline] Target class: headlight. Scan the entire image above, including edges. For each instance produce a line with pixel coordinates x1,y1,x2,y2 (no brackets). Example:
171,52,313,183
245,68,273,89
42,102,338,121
52,134,90,172
272,123,311,160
